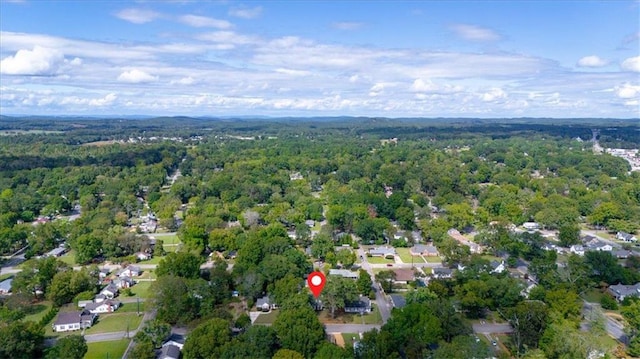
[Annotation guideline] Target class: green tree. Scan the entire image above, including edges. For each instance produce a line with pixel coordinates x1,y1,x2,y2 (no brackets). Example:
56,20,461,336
0,320,44,359
321,275,359,318
272,348,305,359
375,270,396,293
544,289,581,321
558,224,580,247
432,335,489,359
128,338,155,359
356,269,373,296
135,320,171,349
313,343,351,359
46,335,87,359
335,249,356,268
508,300,549,354
155,251,203,279
273,307,325,358
183,318,232,359
311,233,333,260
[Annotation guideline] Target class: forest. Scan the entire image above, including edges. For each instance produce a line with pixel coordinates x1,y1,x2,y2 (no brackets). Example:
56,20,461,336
0,117,638,359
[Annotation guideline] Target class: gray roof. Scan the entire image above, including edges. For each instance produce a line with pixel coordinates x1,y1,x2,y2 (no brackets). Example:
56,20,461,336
608,283,640,299
345,297,371,309
433,267,453,275
85,300,120,311
161,344,181,359
55,312,81,326
369,246,396,256
411,244,439,254
45,247,66,257
390,294,406,308
256,296,271,307
329,269,359,279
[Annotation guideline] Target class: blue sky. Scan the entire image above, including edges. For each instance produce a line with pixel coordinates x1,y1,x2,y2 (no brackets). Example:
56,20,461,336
1,0,639,118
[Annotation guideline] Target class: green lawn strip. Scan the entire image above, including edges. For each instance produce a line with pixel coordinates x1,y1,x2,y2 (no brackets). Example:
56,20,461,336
366,257,394,264
130,281,153,299
481,255,502,262
157,234,180,245
0,273,14,281
116,301,146,313
421,267,433,275
22,301,53,323
424,256,443,263
341,333,359,349
57,250,77,266
351,306,382,324
394,248,426,264
84,339,130,359
83,313,143,334
582,288,605,303
253,310,280,325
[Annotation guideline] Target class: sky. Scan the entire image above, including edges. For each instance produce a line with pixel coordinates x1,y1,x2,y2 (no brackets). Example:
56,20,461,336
0,0,639,118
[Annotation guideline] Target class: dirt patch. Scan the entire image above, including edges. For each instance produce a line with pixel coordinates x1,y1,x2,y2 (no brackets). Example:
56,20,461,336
333,334,345,348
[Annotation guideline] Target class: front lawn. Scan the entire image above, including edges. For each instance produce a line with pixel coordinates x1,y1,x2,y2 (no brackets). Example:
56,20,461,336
85,339,130,359
342,333,359,349
84,313,143,334
130,281,153,299
367,256,394,264
318,306,383,325
395,248,426,264
57,250,77,266
424,256,443,263
22,301,53,323
117,301,146,313
253,310,280,325
582,288,605,303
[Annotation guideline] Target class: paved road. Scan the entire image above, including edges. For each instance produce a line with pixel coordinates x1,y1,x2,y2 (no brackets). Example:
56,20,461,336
582,301,628,344
357,248,391,324
472,323,514,334
325,324,381,333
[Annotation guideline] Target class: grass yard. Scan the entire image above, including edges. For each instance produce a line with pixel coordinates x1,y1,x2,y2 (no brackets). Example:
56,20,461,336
84,339,130,359
22,301,53,323
84,313,143,334
424,256,443,263
582,288,605,303
367,256,395,264
158,234,180,245
253,310,280,325
352,306,383,324
136,270,157,280
342,333,359,349
395,248,426,264
140,256,164,265
0,273,13,281
318,306,383,325
117,301,146,313
481,255,502,262
130,281,153,299
57,250,77,266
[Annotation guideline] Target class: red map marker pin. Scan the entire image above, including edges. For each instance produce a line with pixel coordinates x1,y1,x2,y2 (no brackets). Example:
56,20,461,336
307,271,326,298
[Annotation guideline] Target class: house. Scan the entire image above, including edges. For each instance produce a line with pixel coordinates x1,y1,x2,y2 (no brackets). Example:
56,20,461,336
447,229,483,254
613,250,634,259
52,310,96,332
117,265,141,278
256,296,276,312
85,300,121,314
409,244,439,257
100,283,119,299
490,260,506,274
305,220,315,228
369,246,396,258
608,283,640,302
164,334,186,350
0,278,13,295
432,267,453,279
98,268,111,280
95,294,107,303
160,344,181,359
44,246,67,258
77,300,93,308
390,294,406,309
392,269,415,284
344,296,372,313
136,252,151,261
586,242,613,252
112,277,134,289
523,222,540,231
570,245,585,256
329,269,359,279
617,232,638,242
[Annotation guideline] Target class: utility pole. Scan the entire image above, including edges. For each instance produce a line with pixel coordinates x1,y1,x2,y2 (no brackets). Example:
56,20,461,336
137,297,140,316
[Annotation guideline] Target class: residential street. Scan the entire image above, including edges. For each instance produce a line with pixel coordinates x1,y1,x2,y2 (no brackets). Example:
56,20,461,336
356,248,392,324
582,301,628,344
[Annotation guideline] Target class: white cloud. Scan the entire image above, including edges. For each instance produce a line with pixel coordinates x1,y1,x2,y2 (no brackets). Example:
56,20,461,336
331,22,364,30
621,56,640,72
117,69,158,83
89,93,117,107
615,84,640,99
450,24,501,42
228,6,262,19
482,88,507,102
0,46,64,75
115,8,161,24
171,76,195,85
196,31,258,46
577,55,608,68
178,15,233,29
275,68,311,76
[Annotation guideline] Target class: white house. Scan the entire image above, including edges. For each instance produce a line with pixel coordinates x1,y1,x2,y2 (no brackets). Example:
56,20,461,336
256,296,277,312
112,277,134,289
490,260,506,274
100,283,119,299
53,311,96,332
85,300,121,314
136,252,151,261
616,232,638,243
329,269,359,279
523,222,540,231
0,278,13,295
117,265,141,278
570,245,585,256
369,246,396,258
